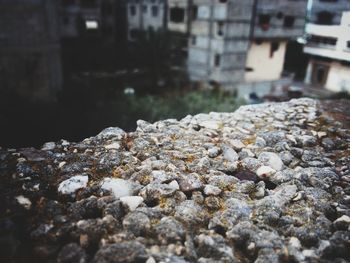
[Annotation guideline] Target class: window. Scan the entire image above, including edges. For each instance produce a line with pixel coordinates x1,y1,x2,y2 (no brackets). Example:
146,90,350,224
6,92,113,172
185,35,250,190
101,2,113,15
316,11,334,25
347,41,350,49
217,22,224,36
283,16,295,28
152,6,158,17
192,5,198,20
312,63,329,85
62,0,75,7
214,54,221,67
85,20,98,30
143,5,147,14
309,35,337,46
270,42,279,58
81,0,96,8
130,5,136,16
63,16,70,25
170,7,185,23
259,14,270,31
191,36,196,45
219,0,228,3
129,29,139,39
276,12,283,19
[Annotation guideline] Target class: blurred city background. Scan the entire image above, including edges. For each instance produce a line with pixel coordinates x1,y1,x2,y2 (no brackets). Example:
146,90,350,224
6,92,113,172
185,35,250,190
1,0,350,147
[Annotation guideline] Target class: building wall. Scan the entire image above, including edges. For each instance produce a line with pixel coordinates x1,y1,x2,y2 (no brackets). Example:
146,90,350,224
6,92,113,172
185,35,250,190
0,0,62,101
327,62,350,92
254,0,308,39
245,40,287,82
61,0,121,39
309,0,350,25
305,58,350,92
187,0,253,88
167,0,189,33
304,12,350,62
127,0,166,40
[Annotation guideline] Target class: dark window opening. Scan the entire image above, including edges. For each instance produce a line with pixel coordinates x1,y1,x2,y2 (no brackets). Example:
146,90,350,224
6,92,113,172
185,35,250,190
312,63,329,85
191,5,198,20
170,7,185,23
81,0,96,8
191,36,196,45
347,41,350,49
308,35,337,46
219,0,228,3
320,0,338,2
129,29,140,39
130,5,136,16
276,12,283,19
270,42,280,58
101,2,113,15
259,14,270,31
63,16,70,25
143,5,147,13
217,22,224,36
316,11,334,25
214,54,221,67
245,67,254,72
62,0,75,7
283,16,295,28
152,6,158,17
255,39,263,45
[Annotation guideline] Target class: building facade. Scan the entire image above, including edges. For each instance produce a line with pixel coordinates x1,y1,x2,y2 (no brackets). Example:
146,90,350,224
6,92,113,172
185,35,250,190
125,0,309,91
304,1,350,92
168,0,308,91
187,0,254,90
245,0,308,82
60,0,122,39
126,0,166,40
0,0,62,101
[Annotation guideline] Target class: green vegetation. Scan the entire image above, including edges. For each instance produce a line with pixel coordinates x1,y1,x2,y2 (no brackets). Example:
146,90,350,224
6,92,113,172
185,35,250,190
90,90,246,132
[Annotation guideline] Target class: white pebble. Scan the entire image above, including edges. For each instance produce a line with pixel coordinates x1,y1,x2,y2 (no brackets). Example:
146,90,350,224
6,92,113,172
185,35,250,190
58,175,88,195
256,166,276,178
120,196,144,211
15,195,32,210
101,178,132,198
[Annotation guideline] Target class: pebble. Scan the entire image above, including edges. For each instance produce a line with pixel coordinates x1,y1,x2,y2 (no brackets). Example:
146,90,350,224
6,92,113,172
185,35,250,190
58,175,89,195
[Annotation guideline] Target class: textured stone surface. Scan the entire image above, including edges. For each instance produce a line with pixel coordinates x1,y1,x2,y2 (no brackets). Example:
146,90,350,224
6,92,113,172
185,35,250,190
1,98,350,262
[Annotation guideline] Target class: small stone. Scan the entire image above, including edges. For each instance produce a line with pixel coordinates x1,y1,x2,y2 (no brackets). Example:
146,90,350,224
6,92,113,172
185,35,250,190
104,142,121,150
228,139,245,151
289,237,302,249
41,142,56,151
317,131,327,138
96,127,125,140
15,195,32,210
222,145,239,162
333,215,350,230
57,243,86,263
168,180,180,190
93,241,148,263
208,147,220,158
120,196,144,211
122,212,151,236
200,120,222,130
256,166,276,179
203,185,222,196
100,178,132,198
58,175,89,195
258,152,283,171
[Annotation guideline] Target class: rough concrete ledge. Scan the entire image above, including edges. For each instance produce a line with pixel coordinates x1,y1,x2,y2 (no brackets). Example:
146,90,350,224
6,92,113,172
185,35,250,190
1,98,350,262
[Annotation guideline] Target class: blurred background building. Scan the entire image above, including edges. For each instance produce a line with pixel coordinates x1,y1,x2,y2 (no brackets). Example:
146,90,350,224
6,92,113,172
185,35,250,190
0,0,62,101
304,0,350,93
